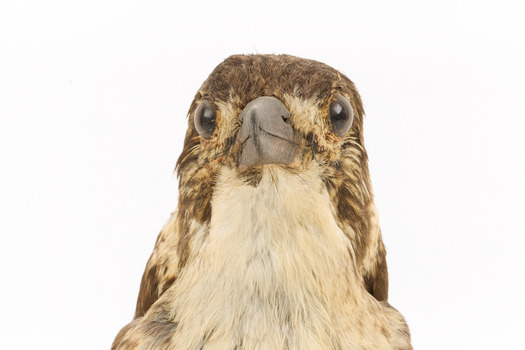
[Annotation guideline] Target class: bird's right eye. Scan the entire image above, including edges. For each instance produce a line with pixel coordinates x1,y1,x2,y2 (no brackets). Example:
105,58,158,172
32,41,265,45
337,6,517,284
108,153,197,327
329,94,353,137
194,100,216,139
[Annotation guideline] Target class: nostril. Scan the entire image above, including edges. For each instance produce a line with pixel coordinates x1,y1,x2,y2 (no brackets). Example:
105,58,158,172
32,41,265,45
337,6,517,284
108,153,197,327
282,115,291,125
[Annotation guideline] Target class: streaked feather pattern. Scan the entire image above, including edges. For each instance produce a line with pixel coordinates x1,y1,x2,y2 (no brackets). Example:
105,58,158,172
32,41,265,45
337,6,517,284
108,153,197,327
113,54,411,350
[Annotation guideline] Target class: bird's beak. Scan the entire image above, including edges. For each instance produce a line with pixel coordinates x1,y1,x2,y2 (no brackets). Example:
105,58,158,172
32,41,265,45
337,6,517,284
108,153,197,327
236,96,300,172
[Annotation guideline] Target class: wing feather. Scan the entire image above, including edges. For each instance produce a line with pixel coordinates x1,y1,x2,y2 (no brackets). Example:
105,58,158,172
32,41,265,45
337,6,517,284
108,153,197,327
134,212,181,318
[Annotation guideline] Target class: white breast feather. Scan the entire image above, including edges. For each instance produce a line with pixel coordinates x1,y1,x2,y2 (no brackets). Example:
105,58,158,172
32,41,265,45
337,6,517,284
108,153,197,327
159,166,406,349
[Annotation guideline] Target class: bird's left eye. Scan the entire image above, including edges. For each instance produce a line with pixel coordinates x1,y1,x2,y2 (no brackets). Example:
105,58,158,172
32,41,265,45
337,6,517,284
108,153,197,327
194,100,217,139
329,94,353,137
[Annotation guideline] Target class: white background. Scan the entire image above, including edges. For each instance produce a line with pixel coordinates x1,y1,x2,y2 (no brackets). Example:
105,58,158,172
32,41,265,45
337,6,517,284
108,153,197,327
1,1,523,349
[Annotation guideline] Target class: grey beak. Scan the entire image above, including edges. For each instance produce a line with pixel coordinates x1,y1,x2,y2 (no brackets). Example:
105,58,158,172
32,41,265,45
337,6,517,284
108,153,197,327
236,96,299,170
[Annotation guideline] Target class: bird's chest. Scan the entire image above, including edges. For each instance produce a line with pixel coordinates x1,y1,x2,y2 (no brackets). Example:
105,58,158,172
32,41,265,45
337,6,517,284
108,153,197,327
166,168,364,349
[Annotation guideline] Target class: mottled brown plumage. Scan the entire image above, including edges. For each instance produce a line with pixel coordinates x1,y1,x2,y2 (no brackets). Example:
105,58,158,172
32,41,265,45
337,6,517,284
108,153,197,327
113,54,411,349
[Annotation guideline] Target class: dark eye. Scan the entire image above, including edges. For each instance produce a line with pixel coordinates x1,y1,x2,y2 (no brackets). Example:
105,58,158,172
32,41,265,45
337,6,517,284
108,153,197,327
329,94,353,137
194,100,217,139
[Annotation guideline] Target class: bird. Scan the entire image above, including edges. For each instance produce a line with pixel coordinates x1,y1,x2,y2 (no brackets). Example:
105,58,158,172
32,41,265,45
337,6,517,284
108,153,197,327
112,54,412,350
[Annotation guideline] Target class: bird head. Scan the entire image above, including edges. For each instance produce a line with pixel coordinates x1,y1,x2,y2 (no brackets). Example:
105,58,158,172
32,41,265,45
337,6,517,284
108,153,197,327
177,53,368,184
